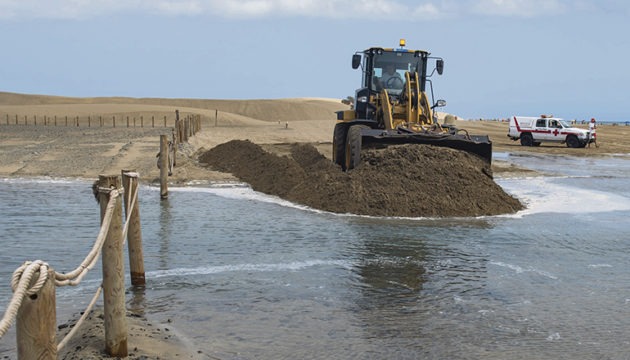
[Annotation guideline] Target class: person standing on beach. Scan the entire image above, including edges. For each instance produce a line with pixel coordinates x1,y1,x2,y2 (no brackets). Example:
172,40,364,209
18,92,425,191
588,118,599,148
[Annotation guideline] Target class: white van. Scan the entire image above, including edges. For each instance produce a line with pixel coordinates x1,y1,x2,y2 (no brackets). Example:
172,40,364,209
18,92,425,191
507,115,592,148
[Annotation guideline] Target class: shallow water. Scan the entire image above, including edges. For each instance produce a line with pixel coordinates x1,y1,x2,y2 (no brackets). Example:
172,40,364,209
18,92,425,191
1,153,630,359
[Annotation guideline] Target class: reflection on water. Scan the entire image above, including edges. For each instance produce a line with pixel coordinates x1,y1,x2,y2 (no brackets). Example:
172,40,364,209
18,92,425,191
158,197,173,270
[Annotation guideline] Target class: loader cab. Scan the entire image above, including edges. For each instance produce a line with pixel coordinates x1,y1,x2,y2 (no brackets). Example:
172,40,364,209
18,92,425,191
352,44,444,121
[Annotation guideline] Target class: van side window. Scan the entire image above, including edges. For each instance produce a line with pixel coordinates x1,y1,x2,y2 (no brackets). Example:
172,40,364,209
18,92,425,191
536,119,546,128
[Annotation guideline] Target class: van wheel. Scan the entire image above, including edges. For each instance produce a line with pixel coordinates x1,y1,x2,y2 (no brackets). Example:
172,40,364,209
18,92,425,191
566,135,580,148
520,133,534,146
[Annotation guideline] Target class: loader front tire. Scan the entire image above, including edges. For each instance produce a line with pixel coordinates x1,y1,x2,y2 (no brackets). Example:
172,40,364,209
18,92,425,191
345,125,366,171
332,123,347,169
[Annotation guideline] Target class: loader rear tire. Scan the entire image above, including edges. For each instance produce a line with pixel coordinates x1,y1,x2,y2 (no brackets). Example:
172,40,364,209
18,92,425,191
332,123,347,169
345,125,367,171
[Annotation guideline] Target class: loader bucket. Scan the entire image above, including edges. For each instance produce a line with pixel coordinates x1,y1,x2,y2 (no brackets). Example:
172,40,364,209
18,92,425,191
361,130,493,164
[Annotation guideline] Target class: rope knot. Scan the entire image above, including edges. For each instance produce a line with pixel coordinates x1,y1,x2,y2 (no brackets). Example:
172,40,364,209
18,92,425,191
11,260,50,296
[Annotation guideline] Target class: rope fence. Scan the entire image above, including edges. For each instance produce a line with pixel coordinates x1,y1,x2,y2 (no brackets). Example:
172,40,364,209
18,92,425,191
0,171,145,359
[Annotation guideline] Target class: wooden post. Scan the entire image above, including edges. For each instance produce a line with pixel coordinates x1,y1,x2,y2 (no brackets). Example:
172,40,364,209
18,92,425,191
163,115,166,127
159,135,169,199
175,110,180,141
171,128,177,167
215,109,218,126
97,175,128,357
121,170,146,286
141,115,144,128
34,115,37,126
183,118,189,142
65,116,68,126
54,115,57,126
152,115,154,128
113,116,116,128
127,116,129,128
88,116,91,127
16,267,57,360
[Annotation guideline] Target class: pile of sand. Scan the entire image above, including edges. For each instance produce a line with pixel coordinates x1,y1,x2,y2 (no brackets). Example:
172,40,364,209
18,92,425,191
199,140,523,217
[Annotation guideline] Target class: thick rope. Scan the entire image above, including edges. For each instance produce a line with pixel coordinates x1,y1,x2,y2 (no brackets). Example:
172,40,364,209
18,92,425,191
0,261,49,338
0,179,139,340
56,285,102,352
55,188,120,286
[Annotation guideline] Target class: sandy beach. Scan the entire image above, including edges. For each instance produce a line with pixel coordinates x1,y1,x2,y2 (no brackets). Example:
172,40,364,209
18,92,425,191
1,92,629,358
2,92,629,184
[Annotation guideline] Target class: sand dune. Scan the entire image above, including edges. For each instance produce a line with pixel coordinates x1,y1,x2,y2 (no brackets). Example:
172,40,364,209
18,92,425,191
0,91,344,123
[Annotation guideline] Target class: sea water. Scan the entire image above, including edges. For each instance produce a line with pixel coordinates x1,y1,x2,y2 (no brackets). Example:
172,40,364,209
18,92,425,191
1,153,630,359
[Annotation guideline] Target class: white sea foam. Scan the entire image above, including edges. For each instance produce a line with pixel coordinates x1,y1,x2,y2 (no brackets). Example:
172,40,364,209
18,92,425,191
496,177,630,217
490,261,558,280
148,259,354,279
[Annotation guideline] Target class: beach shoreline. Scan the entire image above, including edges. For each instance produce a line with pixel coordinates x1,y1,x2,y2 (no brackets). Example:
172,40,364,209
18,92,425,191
1,94,629,358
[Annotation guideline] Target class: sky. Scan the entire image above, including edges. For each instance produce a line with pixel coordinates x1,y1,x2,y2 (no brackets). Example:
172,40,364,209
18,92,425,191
1,0,629,121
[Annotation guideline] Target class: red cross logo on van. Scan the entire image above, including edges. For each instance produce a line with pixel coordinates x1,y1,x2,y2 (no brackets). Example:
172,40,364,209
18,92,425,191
553,129,559,136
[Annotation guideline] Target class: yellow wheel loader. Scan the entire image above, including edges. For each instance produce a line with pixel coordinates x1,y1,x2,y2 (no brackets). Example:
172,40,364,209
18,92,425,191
334,39,492,170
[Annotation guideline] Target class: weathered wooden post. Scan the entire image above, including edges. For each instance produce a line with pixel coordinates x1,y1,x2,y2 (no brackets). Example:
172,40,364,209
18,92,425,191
183,117,189,142
127,116,130,128
171,128,177,167
54,115,57,126
97,175,128,357
215,109,218,126
16,267,57,360
88,116,91,127
121,170,146,286
113,116,116,128
163,115,166,127
152,115,155,128
175,110,180,142
159,135,169,199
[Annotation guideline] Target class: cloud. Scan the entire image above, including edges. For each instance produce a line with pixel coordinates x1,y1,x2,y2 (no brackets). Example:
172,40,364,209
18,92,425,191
469,0,568,17
0,0,625,20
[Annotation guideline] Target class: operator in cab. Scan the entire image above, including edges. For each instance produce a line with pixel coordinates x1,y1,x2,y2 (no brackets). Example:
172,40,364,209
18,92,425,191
374,63,403,90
